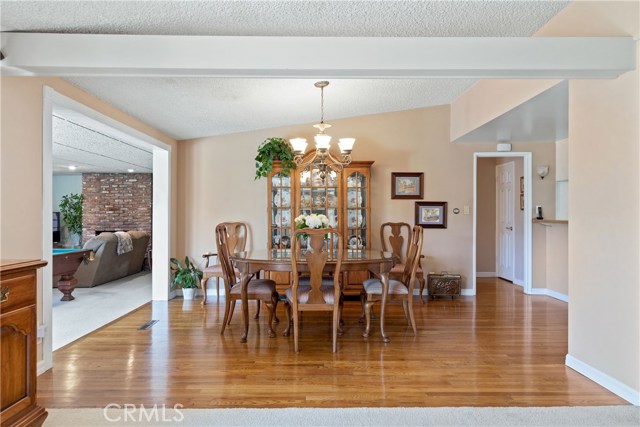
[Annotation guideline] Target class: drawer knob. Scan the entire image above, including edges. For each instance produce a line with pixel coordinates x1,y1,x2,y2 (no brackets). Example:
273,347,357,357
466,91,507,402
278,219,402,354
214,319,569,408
0,286,9,303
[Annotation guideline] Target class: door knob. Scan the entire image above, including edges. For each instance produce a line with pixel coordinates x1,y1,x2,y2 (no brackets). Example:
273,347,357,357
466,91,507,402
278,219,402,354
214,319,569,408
506,226,513,231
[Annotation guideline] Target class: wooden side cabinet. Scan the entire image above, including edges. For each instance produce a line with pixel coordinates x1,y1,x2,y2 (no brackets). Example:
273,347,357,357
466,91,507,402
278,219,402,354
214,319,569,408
1,259,48,427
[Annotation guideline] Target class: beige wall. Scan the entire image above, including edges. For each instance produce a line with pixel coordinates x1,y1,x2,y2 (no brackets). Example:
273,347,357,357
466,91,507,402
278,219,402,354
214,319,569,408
541,0,640,397
0,76,178,362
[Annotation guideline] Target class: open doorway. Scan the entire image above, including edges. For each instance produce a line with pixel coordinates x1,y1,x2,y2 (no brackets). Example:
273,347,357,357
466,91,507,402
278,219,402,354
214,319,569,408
472,152,532,295
40,87,172,373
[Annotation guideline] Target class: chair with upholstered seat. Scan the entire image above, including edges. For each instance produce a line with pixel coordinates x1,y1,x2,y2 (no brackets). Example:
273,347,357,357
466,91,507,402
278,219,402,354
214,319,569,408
215,224,279,337
362,225,423,337
283,228,343,352
381,222,427,302
201,222,248,305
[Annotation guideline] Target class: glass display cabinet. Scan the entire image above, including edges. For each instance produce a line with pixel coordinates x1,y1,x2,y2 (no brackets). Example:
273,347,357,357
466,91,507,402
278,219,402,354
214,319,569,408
267,160,373,294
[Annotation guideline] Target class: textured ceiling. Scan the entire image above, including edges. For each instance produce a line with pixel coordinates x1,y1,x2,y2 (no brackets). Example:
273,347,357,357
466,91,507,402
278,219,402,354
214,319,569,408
53,115,153,175
1,0,570,142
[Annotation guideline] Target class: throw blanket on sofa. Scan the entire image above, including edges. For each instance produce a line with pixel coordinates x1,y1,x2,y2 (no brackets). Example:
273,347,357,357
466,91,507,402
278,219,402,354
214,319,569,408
114,231,133,255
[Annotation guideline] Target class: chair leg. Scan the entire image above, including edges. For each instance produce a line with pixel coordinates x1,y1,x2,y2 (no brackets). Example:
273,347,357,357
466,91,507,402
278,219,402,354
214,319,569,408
359,290,366,323
407,297,417,335
201,277,208,306
265,302,276,338
227,300,236,326
419,274,426,304
220,299,232,334
293,309,300,352
282,301,292,336
332,305,339,352
272,293,280,324
363,299,374,338
402,299,410,323
254,301,261,320
216,277,220,301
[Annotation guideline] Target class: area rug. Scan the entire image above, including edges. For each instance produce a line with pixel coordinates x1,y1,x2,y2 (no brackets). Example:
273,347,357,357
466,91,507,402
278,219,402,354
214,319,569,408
44,406,639,427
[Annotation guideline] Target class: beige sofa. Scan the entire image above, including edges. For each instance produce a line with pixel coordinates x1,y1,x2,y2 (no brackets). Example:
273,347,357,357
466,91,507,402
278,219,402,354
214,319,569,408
74,231,151,287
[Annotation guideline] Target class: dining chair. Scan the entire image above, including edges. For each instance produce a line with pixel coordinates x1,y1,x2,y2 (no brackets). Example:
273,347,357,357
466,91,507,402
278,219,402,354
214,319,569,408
380,221,427,302
215,224,279,337
201,221,248,305
362,225,423,337
283,227,343,352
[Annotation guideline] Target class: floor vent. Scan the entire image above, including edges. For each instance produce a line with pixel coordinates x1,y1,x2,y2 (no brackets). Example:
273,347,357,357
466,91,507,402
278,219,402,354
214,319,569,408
138,320,159,330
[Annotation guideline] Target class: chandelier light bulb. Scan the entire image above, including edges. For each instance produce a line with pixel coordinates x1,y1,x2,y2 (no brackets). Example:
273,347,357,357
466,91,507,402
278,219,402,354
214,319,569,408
338,138,355,154
290,138,308,154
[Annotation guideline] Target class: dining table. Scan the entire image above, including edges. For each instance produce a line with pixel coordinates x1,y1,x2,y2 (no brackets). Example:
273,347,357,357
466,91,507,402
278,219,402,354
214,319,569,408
230,248,395,343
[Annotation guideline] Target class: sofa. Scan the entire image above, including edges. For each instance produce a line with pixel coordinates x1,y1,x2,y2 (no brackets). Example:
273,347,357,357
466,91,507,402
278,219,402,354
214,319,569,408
74,231,151,287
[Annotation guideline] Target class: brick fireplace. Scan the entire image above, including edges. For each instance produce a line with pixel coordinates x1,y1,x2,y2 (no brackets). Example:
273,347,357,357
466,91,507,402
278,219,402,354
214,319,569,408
82,173,152,246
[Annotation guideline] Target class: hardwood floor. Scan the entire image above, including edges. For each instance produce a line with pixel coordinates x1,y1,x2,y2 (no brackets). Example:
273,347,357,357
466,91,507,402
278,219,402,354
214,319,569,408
38,278,628,408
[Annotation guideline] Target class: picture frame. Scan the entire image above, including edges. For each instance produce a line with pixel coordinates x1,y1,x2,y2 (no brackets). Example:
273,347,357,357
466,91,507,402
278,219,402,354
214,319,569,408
415,201,447,228
520,176,524,194
391,172,424,199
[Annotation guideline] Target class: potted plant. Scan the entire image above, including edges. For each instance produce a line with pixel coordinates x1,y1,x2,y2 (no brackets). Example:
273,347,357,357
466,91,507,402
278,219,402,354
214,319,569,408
170,256,203,300
254,137,297,179
59,193,84,247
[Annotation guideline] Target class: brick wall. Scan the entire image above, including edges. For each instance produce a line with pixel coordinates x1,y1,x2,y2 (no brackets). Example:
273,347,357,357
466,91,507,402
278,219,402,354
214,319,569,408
82,173,152,245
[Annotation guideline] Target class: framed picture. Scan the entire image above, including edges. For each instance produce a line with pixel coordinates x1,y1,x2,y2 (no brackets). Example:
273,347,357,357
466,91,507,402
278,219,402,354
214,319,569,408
520,193,524,211
520,176,524,194
391,172,424,199
415,201,447,228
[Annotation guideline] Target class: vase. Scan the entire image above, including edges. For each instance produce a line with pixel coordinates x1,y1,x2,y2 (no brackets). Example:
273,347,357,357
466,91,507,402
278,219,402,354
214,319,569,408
69,233,81,248
182,288,195,300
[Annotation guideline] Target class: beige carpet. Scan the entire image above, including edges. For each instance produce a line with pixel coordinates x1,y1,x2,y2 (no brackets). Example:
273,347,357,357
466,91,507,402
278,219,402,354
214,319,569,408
44,406,639,426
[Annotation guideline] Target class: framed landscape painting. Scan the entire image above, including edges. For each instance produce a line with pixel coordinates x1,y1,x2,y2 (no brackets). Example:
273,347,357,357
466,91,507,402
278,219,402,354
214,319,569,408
415,201,447,228
391,172,424,199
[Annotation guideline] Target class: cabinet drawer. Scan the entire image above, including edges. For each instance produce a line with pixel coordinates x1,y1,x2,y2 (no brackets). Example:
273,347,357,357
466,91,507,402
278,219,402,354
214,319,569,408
0,272,36,313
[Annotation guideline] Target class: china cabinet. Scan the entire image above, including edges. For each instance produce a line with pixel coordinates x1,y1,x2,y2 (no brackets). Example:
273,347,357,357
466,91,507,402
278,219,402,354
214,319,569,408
266,160,373,295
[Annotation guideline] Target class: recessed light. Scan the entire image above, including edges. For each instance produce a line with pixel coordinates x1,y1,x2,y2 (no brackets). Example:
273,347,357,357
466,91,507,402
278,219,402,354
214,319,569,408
68,165,77,171
127,169,135,173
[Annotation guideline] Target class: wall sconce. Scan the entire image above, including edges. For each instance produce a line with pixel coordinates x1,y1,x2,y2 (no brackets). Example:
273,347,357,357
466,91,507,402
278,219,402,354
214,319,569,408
536,165,550,179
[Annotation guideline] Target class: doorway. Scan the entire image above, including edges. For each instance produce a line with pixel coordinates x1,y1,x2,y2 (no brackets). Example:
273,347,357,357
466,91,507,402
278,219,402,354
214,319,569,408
472,152,532,295
40,86,172,373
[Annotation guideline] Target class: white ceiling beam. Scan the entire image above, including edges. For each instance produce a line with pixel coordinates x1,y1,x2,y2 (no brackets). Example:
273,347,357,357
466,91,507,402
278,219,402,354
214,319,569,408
0,33,635,79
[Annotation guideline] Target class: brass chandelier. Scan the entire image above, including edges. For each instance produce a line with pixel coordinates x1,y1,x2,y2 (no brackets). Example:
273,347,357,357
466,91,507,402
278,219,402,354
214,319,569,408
289,81,355,180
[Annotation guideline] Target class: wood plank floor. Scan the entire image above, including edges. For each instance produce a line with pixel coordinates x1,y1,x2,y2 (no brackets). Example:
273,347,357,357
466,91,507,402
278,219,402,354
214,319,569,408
38,278,628,408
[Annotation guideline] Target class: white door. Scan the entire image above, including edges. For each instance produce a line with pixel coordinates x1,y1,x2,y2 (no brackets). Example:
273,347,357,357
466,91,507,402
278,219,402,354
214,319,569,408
496,162,515,281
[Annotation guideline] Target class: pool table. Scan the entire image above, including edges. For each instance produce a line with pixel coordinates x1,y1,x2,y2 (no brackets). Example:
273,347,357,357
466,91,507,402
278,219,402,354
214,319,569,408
52,248,92,301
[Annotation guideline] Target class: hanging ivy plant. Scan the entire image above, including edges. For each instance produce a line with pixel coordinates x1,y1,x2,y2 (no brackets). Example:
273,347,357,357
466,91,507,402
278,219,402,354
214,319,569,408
254,137,296,180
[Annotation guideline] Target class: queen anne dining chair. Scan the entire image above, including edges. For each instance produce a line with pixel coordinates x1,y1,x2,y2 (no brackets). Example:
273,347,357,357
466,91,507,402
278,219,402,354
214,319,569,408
201,222,248,306
362,225,423,337
283,227,343,352
380,222,427,302
215,224,279,337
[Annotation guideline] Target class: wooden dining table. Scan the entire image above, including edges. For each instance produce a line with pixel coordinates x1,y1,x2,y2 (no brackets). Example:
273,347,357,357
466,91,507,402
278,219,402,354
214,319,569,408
231,249,395,343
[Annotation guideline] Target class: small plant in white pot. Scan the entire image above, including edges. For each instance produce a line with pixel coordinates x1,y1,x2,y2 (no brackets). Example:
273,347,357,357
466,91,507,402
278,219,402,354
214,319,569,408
170,257,203,300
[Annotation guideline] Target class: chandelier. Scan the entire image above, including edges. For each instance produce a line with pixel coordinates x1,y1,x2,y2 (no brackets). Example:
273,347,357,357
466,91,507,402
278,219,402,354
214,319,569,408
289,81,355,180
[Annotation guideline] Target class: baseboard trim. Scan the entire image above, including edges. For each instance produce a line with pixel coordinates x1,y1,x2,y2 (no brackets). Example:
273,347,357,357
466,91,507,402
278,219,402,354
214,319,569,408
566,354,640,405
476,272,496,278
512,278,525,287
461,289,475,296
37,360,50,376
530,287,568,302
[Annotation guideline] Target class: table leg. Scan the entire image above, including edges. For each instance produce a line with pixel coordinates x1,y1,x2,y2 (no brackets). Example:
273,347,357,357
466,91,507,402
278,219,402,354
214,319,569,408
379,271,390,343
57,275,78,301
240,271,250,343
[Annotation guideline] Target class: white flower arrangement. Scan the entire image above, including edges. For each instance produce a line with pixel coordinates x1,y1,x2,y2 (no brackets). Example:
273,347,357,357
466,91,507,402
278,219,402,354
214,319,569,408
294,213,329,230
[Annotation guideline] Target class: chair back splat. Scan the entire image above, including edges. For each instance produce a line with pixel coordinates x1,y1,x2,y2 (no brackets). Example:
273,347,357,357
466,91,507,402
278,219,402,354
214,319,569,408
285,227,343,352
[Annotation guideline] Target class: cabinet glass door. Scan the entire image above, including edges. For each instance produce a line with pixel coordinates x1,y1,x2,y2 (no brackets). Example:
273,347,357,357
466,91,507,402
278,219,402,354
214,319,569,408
271,172,292,255
346,171,367,249
298,165,339,249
